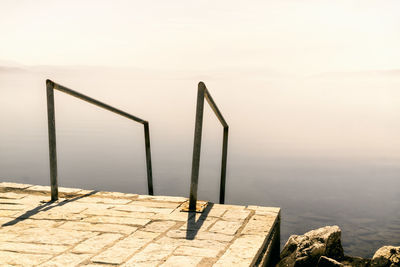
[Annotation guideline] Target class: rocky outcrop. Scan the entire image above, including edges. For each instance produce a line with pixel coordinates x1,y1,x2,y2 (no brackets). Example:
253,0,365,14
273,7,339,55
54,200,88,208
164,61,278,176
317,256,343,267
316,256,372,267
340,255,371,267
277,225,344,267
371,246,400,267
277,226,399,267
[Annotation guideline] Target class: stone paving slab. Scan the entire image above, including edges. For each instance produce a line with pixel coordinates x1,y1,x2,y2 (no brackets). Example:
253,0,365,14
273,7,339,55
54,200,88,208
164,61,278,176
0,182,280,266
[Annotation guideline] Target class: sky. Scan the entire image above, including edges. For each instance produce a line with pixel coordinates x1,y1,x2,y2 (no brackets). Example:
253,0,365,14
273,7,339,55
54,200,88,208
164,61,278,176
1,0,400,162
1,0,400,161
1,0,400,75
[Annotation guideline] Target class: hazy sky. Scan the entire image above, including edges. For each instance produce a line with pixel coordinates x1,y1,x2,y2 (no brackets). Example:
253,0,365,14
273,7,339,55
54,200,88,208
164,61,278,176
1,0,399,75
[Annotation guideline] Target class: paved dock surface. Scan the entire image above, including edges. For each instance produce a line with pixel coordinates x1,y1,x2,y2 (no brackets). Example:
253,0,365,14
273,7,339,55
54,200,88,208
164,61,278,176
0,182,280,266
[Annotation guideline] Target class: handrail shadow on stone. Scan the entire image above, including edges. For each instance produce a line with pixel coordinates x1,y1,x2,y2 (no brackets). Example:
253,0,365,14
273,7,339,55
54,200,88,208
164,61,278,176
185,203,214,240
1,190,98,227
46,79,154,201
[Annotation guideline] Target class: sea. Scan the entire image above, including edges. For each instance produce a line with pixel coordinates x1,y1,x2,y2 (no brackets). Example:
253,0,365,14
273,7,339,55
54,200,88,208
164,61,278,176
1,66,399,257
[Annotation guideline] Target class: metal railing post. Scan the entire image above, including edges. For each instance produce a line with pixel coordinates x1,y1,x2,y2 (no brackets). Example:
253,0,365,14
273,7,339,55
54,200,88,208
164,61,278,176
46,80,59,201
144,122,154,195
189,81,229,211
219,126,228,204
189,84,205,211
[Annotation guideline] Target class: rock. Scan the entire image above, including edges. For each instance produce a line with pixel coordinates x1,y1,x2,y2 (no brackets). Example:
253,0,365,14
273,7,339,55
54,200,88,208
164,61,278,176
340,255,371,267
277,226,344,267
371,246,400,267
317,256,344,267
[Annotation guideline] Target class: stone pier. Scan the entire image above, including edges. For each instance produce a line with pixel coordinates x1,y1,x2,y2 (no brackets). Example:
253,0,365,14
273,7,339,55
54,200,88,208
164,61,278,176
0,182,280,266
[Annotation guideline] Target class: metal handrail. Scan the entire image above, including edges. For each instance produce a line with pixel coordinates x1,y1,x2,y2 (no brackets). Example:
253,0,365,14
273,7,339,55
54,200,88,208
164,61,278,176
46,79,153,201
189,81,229,211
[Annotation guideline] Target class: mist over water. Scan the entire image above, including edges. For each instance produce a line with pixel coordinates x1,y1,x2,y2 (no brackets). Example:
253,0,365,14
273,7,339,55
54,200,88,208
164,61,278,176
1,66,400,257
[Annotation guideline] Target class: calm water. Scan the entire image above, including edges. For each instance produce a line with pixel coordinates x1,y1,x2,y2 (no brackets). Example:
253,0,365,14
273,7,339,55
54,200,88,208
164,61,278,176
1,66,399,257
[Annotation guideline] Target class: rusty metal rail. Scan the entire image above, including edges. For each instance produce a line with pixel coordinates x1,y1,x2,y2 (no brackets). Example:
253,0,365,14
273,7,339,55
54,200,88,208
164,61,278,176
46,79,153,201
189,82,229,211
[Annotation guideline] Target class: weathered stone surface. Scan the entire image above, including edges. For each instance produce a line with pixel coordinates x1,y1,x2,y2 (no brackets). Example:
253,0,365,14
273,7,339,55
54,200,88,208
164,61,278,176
82,215,150,226
12,194,46,205
76,196,131,205
155,237,227,250
209,220,242,235
1,219,61,230
82,209,155,219
0,182,33,189
151,210,191,221
166,229,235,242
91,231,160,265
142,220,176,233
40,253,91,266
371,246,400,267
277,225,344,267
179,217,217,232
124,243,174,264
213,204,246,210
154,236,187,247
27,210,86,221
58,186,84,194
247,206,280,216
213,256,249,267
0,209,20,217
73,189,97,196
0,232,16,241
215,234,266,266
0,241,68,254
317,256,344,267
129,200,182,209
91,244,140,265
0,192,25,199
28,185,50,192
92,191,138,199
84,264,117,267
0,250,51,265
136,195,187,202
47,202,90,214
72,233,122,254
59,221,137,234
174,245,222,257
0,182,279,266
159,255,203,266
0,201,27,210
114,205,175,214
190,208,226,219
222,209,251,221
122,260,162,267
241,214,276,235
13,228,95,245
